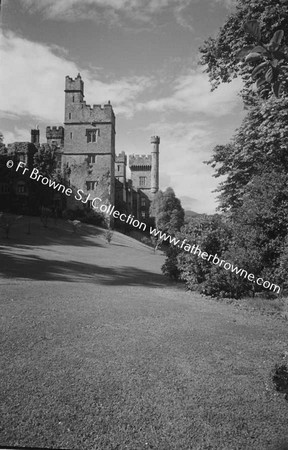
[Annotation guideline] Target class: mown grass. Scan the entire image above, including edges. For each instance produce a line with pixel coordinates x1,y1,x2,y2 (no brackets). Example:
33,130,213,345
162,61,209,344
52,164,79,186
1,216,288,450
216,294,288,321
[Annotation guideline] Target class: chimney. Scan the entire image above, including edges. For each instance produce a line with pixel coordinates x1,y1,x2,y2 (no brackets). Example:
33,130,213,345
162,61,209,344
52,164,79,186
31,128,40,145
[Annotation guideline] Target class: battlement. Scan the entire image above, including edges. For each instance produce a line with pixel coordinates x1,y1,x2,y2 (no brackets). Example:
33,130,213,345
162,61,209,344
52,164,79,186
46,126,64,138
83,101,114,114
151,136,160,145
129,154,152,168
65,73,84,93
116,151,127,164
67,100,115,122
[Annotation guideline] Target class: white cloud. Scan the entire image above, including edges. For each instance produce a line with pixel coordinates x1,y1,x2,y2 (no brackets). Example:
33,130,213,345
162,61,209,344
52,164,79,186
20,0,195,27
2,127,30,145
0,31,152,123
137,69,242,117
143,120,220,213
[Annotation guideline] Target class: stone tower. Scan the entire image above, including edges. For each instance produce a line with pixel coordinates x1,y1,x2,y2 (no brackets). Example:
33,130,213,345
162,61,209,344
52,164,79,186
129,153,152,197
150,135,160,195
115,151,127,184
46,126,64,147
62,74,116,210
128,135,160,200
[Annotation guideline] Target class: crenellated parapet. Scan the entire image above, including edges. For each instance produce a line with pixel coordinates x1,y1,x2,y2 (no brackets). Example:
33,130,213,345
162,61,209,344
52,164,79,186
151,136,160,146
46,126,64,139
65,73,115,123
76,101,115,122
129,154,152,170
65,74,84,94
46,126,64,147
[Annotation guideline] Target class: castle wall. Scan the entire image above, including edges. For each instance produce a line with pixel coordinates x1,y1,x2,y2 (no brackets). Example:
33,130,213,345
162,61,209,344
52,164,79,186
64,153,113,210
115,151,126,184
63,123,113,155
129,154,152,199
63,75,115,220
46,126,64,147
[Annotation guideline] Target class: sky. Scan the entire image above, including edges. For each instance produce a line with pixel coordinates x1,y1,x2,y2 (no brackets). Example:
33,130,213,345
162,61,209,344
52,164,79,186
0,0,246,213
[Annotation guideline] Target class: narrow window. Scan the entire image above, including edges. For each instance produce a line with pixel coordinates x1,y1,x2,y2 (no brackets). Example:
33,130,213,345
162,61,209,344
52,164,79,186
69,113,72,120
86,181,96,191
86,129,99,143
72,96,75,102
139,176,147,187
17,183,26,194
1,184,9,193
87,154,96,164
70,132,73,139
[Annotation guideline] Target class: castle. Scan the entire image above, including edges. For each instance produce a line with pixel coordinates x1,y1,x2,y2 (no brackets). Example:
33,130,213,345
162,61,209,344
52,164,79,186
1,74,160,223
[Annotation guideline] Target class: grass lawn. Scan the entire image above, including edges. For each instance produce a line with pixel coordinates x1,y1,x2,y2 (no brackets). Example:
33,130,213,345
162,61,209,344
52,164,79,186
1,216,288,450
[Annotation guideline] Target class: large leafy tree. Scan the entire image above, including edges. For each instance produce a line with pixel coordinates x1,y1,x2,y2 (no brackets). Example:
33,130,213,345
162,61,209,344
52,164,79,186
177,0,288,297
162,214,238,295
150,187,184,234
199,0,288,102
32,144,66,209
207,97,288,211
33,143,57,178
224,169,288,291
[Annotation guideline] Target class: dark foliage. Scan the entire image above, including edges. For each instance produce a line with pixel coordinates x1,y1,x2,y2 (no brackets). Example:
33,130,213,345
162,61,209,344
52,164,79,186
199,0,288,104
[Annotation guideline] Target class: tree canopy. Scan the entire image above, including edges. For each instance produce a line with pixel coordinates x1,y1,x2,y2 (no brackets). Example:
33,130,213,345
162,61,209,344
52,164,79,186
33,144,57,178
207,97,288,211
162,0,288,297
149,187,184,234
199,0,288,102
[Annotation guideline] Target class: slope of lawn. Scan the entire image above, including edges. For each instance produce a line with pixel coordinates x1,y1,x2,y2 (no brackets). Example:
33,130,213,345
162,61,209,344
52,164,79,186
1,216,288,450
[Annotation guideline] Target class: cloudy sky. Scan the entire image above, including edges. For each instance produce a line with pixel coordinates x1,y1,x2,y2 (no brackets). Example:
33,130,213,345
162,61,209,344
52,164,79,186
0,0,246,213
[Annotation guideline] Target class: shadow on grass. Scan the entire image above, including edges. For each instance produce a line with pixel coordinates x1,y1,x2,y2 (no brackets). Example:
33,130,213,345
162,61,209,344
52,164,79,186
0,250,167,287
0,219,105,248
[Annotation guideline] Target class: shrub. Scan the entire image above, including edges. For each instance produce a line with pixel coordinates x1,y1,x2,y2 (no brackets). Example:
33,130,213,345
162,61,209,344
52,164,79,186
82,209,104,226
62,209,79,220
62,208,104,226
161,214,247,296
271,362,288,400
104,229,113,244
140,236,153,247
0,212,23,239
161,245,181,280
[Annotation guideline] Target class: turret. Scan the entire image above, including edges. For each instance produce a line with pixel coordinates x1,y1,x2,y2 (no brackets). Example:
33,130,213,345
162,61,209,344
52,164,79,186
65,73,84,97
150,136,160,194
64,73,84,123
115,151,127,184
46,126,64,147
